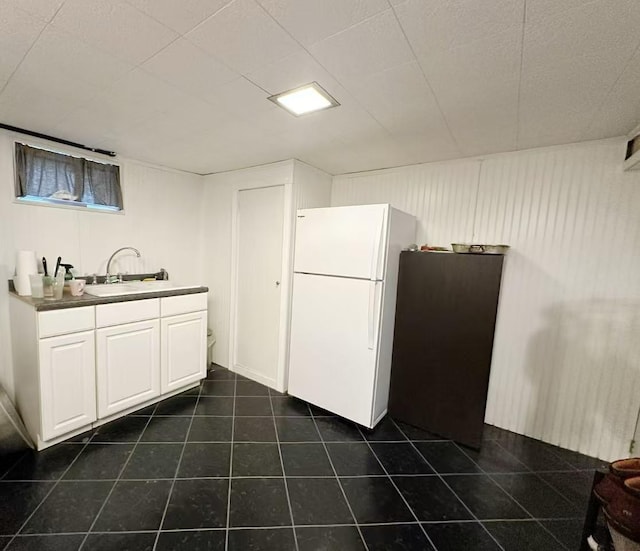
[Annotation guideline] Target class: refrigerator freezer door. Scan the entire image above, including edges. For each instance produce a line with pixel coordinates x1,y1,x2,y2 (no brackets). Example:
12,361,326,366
288,273,383,427
294,205,387,280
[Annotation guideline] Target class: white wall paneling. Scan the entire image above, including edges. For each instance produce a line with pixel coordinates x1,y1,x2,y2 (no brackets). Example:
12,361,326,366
332,138,640,461
0,129,204,398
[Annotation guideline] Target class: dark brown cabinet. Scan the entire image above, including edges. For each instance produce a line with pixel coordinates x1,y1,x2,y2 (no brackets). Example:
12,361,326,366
389,251,504,449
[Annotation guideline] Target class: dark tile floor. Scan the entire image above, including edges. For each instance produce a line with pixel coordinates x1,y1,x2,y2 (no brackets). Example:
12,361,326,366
0,365,607,550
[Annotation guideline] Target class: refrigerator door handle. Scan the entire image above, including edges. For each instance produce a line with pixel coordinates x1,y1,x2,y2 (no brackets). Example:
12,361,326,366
367,281,377,350
369,211,384,281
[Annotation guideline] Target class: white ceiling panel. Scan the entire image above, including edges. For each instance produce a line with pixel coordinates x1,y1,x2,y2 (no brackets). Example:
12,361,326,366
0,87,78,131
125,0,233,34
519,51,633,149
24,25,134,88
523,0,640,72
0,51,23,90
211,76,279,118
186,0,299,76
52,0,179,65
1,0,639,175
343,62,453,137
246,49,343,96
257,0,388,47
142,38,238,101
308,9,413,82
584,49,640,140
0,2,47,57
393,0,524,57
3,0,65,23
5,56,102,106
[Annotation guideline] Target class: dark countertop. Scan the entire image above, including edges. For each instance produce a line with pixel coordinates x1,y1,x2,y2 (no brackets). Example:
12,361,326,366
10,286,208,311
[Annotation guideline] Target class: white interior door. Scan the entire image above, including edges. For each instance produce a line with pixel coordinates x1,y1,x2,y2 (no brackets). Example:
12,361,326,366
294,204,387,279
234,185,284,384
288,273,382,427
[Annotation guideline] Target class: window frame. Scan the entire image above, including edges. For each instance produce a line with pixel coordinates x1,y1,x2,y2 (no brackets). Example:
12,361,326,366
12,138,125,215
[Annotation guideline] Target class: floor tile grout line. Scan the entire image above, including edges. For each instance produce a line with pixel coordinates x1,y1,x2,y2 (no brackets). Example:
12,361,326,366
5,434,98,548
1,472,598,484
224,370,237,551
356,424,439,551
390,418,507,551
453,440,573,550
6,516,589,539
151,373,205,551
308,409,371,551
76,407,158,550
268,390,300,551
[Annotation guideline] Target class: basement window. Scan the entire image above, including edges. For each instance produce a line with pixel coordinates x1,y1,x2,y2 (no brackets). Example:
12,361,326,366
14,142,123,212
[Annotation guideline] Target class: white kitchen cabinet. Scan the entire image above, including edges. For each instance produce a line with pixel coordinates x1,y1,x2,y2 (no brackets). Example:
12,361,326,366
161,310,207,393
10,290,207,449
96,319,160,418
39,330,96,440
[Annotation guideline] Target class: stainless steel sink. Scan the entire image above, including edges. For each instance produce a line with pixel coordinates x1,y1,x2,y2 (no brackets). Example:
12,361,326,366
84,281,196,297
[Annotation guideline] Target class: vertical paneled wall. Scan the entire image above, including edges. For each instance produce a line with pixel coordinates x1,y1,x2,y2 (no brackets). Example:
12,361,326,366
332,138,640,461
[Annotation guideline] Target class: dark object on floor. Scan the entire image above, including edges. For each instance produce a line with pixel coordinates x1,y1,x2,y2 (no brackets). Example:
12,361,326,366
389,251,504,448
582,459,640,550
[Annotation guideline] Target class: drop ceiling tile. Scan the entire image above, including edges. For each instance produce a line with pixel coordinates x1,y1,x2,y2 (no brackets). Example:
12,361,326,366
0,2,47,56
394,0,524,57
140,98,235,139
125,0,233,34
418,28,522,86
3,0,64,22
343,61,452,136
5,56,102,105
210,76,277,117
142,38,238,101
102,68,186,113
186,0,300,75
0,88,77,131
257,0,388,47
51,104,162,144
523,0,640,72
246,49,344,97
584,49,640,139
390,131,461,166
24,25,134,88
308,9,414,81
306,134,408,174
0,51,24,89
525,0,606,26
51,0,179,65
518,52,626,148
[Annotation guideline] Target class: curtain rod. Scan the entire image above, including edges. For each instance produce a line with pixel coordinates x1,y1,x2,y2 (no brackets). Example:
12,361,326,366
0,123,117,157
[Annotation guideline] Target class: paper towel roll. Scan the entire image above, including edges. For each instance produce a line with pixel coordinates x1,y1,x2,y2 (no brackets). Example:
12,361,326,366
14,250,38,296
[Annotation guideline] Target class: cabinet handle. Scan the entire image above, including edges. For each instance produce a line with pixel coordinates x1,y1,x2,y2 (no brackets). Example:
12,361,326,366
275,281,280,286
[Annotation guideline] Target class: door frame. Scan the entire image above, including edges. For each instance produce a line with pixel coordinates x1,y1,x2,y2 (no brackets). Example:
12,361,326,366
229,180,294,392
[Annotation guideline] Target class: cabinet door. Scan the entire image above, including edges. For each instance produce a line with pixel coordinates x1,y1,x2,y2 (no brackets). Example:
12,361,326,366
39,331,96,440
96,319,160,418
161,311,207,393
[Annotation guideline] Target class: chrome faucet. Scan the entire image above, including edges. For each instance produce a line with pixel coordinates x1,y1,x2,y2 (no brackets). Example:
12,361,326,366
106,247,141,283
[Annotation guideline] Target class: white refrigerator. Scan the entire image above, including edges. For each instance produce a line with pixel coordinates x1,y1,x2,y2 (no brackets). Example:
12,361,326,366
287,204,416,428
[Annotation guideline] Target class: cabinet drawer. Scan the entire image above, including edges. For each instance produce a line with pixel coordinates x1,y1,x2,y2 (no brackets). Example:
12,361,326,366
161,293,207,317
96,298,160,328
38,306,95,338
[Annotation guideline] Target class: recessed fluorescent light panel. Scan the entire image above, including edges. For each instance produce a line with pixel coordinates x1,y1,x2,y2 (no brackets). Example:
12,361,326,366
268,82,339,116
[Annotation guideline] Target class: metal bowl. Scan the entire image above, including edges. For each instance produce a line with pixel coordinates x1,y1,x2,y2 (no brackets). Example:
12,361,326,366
451,243,510,255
